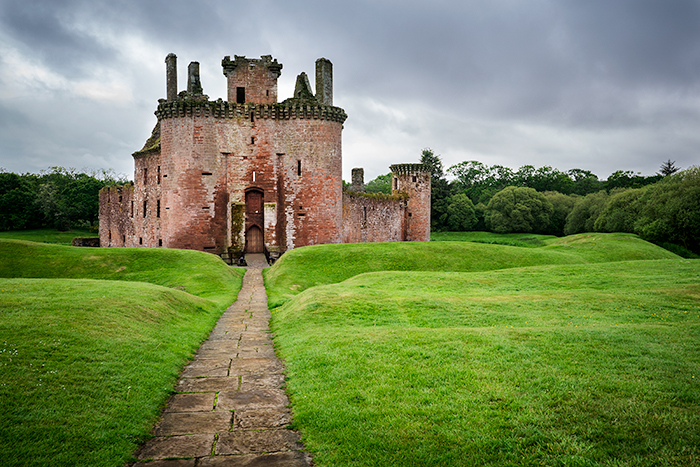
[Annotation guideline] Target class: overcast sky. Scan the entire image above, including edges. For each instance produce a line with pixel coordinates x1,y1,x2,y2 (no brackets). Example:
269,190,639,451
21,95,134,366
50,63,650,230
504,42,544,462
1,0,699,182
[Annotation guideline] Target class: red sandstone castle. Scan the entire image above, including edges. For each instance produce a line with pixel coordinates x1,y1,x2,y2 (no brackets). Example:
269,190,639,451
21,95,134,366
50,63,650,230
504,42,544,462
99,54,430,258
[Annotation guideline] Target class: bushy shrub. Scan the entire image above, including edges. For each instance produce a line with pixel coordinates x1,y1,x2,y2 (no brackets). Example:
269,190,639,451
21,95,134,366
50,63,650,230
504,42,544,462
594,188,645,233
542,191,577,236
446,194,477,231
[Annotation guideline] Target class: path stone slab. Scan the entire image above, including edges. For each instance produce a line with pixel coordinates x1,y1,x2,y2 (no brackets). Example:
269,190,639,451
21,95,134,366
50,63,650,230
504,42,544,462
136,433,214,460
155,411,233,435
216,389,289,412
215,430,302,455
181,359,231,377
240,374,285,390
165,392,216,412
176,377,240,393
133,459,196,467
198,451,312,466
199,341,240,352
229,357,284,375
195,349,239,359
234,407,292,429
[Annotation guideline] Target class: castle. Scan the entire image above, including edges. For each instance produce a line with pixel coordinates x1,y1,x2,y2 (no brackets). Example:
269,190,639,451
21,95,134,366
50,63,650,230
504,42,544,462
99,54,430,259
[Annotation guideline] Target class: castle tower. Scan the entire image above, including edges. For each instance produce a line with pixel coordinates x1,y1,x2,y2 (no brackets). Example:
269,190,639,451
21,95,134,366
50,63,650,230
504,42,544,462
390,164,431,241
222,55,282,104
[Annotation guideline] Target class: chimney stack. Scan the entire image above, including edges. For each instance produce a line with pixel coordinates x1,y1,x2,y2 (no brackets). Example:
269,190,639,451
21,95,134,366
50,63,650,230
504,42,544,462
165,53,177,101
187,61,203,95
315,58,333,106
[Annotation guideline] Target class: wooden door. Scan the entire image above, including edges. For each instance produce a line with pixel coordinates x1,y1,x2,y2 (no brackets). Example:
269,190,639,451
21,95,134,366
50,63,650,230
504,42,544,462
246,225,264,253
245,190,264,253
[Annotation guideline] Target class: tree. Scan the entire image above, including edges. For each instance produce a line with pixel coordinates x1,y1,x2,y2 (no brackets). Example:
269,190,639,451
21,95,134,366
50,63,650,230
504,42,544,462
445,194,477,231
542,191,577,236
563,191,609,235
658,159,680,177
420,148,444,182
365,173,392,194
485,186,553,234
635,166,700,253
594,188,645,233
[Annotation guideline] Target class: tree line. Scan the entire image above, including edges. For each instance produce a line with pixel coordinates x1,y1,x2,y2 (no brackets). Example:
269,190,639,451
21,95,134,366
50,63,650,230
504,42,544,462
0,167,128,231
366,152,698,255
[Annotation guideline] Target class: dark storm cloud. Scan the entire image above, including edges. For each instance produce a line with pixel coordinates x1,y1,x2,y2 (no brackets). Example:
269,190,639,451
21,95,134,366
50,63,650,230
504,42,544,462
0,0,117,78
0,0,699,178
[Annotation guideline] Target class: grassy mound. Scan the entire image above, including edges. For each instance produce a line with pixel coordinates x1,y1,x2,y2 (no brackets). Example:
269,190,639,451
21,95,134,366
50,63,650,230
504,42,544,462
0,228,94,245
264,233,677,307
0,240,244,466
271,259,700,466
0,239,241,308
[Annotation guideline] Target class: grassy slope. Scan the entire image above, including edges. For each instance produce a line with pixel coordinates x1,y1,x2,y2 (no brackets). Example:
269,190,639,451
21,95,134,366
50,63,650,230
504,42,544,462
0,228,94,245
0,240,244,466
0,239,241,307
264,233,678,307
271,259,700,466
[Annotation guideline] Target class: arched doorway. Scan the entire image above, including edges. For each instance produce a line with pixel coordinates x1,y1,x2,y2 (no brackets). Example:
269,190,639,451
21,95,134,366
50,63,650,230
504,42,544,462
245,189,264,253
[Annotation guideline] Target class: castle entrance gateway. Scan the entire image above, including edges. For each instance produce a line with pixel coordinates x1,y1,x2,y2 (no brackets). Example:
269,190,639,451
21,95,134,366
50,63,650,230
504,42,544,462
245,189,264,253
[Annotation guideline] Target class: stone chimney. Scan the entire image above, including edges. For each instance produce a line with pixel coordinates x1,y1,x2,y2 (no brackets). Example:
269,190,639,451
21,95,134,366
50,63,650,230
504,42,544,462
315,58,333,106
165,53,177,101
349,168,365,192
187,61,203,95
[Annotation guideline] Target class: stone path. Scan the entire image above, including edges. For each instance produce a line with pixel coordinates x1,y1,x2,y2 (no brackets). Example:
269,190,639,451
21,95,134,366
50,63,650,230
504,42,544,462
131,254,312,466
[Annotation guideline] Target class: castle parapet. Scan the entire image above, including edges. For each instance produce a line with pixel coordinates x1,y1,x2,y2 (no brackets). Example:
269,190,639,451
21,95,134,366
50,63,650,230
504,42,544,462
154,100,348,124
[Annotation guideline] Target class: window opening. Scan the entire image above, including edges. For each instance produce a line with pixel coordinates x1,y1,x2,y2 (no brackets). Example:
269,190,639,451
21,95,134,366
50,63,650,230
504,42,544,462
251,136,255,144
139,237,143,245
250,112,254,123
157,200,160,218
202,172,212,176
412,175,417,182
363,206,367,226
236,87,245,104
144,168,147,185
122,235,126,244
266,90,269,97
143,200,147,218
158,239,162,247
253,171,256,182
130,201,134,217
297,160,302,176
393,177,398,190
157,166,161,184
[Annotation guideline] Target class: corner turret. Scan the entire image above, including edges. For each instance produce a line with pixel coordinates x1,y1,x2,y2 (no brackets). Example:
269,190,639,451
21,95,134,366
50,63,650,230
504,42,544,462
390,163,431,241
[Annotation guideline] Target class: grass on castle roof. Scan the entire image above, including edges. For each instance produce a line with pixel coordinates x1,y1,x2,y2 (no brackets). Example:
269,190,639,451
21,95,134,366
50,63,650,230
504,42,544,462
263,233,678,308
0,239,244,467
271,258,700,466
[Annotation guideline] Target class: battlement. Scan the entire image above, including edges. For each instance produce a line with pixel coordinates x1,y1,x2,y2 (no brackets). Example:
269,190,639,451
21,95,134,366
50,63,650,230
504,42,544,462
154,100,348,124
390,163,430,175
221,55,283,78
221,55,282,104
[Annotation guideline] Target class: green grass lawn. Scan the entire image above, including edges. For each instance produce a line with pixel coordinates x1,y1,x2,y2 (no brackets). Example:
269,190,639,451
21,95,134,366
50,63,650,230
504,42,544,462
264,233,678,308
0,228,95,245
0,240,244,466
271,259,700,466
431,230,557,247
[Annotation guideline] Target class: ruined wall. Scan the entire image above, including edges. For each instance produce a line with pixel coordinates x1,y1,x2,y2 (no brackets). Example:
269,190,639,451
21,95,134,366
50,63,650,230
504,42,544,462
342,192,406,244
99,183,134,247
391,164,431,242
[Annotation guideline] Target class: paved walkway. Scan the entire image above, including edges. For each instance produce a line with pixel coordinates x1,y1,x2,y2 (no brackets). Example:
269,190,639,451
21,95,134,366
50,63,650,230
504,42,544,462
131,254,312,466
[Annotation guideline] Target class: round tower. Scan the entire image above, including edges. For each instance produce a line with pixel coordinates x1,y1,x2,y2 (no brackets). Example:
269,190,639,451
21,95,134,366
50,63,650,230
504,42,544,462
390,163,431,242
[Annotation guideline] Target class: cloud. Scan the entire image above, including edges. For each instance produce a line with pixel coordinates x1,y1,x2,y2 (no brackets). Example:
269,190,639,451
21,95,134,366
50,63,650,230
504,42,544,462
1,0,699,181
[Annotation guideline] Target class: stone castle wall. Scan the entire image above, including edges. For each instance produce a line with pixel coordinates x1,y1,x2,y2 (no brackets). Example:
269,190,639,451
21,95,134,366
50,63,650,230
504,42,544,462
98,54,430,257
342,192,406,244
